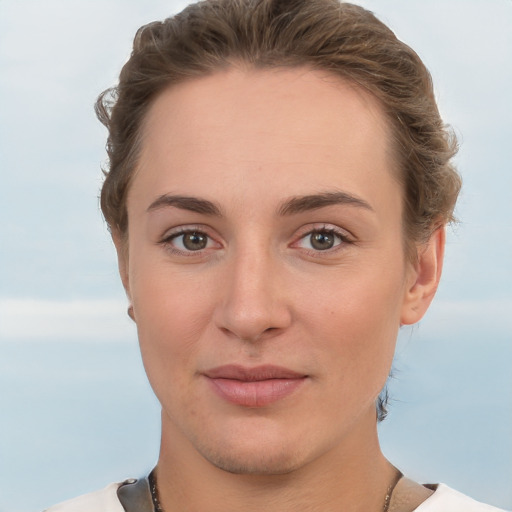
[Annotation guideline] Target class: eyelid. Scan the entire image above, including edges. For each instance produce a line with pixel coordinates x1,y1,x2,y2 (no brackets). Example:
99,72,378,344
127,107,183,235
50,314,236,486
159,224,223,255
294,223,353,240
291,223,354,253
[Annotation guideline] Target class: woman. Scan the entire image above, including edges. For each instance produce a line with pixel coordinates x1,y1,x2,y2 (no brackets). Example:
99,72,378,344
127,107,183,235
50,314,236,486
46,0,505,510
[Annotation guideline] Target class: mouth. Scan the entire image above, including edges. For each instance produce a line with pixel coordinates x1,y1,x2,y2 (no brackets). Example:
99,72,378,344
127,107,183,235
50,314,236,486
203,365,308,407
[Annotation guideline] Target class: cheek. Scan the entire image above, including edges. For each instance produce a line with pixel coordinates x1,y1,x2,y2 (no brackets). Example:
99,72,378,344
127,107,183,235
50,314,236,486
131,252,213,333
299,265,405,377
129,265,216,390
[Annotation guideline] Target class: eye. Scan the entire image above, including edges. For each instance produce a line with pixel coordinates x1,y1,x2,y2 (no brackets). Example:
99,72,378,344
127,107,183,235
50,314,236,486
165,230,215,252
296,228,347,251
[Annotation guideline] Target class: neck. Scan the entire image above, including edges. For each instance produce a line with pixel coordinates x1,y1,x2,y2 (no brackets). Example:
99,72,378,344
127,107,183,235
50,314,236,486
155,409,398,512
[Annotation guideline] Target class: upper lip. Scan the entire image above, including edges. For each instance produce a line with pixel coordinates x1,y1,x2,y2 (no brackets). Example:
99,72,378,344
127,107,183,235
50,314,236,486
203,364,306,381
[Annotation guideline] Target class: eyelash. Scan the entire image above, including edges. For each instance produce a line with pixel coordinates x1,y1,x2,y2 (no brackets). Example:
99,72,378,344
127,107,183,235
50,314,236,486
159,224,353,256
159,226,220,256
292,225,353,255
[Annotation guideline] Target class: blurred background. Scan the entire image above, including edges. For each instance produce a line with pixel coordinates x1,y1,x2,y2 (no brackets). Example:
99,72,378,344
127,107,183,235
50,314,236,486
0,0,511,510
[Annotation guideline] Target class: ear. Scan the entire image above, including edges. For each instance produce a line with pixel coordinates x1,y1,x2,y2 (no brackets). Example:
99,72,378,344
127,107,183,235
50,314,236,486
112,230,131,301
400,226,445,326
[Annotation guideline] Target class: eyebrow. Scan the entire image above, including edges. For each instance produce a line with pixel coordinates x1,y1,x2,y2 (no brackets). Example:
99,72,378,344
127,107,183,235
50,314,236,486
278,191,374,216
146,191,373,217
147,194,222,216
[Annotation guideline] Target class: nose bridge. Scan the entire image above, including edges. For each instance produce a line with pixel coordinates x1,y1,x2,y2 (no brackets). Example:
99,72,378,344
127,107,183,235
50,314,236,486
215,235,290,341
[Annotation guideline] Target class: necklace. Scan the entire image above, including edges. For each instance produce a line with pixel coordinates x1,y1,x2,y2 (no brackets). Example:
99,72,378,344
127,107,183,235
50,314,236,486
148,469,403,512
148,470,164,512
383,470,403,512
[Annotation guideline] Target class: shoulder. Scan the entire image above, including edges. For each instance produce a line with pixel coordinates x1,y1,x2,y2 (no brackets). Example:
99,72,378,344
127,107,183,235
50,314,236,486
44,482,125,512
415,484,508,512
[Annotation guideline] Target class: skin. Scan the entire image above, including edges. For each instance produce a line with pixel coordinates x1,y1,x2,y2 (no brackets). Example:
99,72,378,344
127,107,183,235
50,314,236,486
115,67,444,511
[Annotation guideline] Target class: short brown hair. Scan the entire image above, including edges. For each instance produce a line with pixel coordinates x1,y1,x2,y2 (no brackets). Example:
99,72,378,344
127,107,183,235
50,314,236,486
96,0,460,250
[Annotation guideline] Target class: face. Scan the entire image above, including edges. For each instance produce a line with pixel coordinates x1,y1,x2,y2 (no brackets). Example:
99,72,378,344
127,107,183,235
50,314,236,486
120,67,427,475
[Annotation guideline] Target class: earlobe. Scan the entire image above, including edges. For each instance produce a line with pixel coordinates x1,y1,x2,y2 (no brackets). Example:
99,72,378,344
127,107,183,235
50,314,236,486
400,226,445,326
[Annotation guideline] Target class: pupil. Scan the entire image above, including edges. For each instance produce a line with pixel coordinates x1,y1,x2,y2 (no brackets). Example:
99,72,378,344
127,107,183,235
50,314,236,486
311,232,334,250
183,232,207,250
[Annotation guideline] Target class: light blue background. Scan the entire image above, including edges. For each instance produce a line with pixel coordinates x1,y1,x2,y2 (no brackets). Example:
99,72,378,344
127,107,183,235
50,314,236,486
1,1,511,510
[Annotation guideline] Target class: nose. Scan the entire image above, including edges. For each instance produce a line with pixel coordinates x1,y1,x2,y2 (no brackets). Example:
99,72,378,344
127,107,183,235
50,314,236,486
214,244,292,343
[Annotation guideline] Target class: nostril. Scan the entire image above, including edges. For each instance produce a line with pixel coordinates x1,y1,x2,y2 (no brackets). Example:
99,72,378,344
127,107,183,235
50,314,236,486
219,325,281,343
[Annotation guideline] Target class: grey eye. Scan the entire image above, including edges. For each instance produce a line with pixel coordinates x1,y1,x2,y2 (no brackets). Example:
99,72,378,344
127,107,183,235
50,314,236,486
309,231,336,250
296,228,346,252
178,232,209,251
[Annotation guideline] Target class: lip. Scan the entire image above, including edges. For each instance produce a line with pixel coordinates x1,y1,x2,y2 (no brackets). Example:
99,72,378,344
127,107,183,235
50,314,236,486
203,365,308,407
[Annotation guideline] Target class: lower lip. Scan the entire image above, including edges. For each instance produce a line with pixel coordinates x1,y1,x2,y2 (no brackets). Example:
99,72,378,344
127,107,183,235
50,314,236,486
206,377,306,407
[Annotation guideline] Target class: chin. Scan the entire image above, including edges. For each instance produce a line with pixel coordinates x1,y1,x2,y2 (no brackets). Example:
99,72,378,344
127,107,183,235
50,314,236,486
200,445,304,476
189,424,310,476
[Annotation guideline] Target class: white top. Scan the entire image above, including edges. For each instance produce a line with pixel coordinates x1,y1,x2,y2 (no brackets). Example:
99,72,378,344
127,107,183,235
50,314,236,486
44,483,125,512
415,484,507,511
44,482,508,512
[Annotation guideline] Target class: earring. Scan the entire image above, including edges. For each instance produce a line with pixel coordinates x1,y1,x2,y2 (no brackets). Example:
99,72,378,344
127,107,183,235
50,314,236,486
127,305,135,321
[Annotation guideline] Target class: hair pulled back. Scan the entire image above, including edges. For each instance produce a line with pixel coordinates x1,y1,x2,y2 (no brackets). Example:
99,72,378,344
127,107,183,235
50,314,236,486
96,0,460,249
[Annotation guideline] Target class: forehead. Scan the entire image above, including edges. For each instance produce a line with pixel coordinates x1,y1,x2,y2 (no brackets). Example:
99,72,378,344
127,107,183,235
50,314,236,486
142,66,390,152
132,67,398,213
